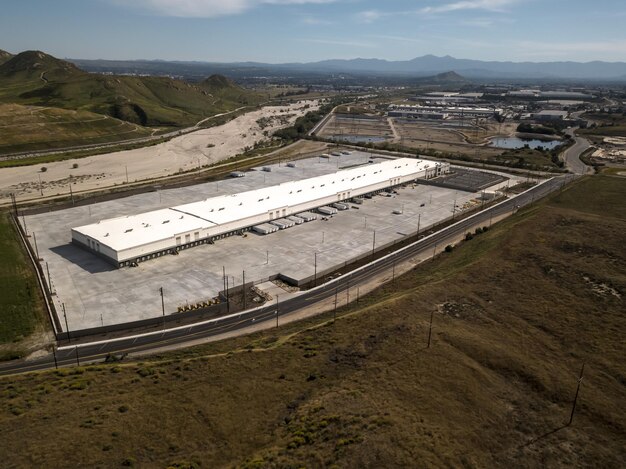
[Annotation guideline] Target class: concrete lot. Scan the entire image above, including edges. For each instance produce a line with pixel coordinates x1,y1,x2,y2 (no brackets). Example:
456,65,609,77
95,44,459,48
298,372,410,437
23,151,520,330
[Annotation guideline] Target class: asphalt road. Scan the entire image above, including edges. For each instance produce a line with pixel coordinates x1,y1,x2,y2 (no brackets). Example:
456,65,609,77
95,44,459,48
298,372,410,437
563,129,592,175
0,175,576,376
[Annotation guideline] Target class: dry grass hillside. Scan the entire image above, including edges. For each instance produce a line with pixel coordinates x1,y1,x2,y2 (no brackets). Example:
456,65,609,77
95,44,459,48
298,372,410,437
0,175,624,468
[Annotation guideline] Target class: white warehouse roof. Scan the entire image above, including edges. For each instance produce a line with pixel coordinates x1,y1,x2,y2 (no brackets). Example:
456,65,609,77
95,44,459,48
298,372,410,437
72,157,443,262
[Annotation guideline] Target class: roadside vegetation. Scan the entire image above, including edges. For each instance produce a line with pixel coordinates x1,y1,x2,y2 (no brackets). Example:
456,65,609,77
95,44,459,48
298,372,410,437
1,175,624,467
0,212,48,360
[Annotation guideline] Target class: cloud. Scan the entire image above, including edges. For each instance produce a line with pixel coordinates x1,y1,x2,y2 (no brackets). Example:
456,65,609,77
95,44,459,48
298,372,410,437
420,0,518,14
355,10,385,23
108,0,337,18
301,16,334,25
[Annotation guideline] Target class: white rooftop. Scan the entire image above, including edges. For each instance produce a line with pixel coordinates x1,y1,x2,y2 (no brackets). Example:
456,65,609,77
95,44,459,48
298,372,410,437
73,157,438,253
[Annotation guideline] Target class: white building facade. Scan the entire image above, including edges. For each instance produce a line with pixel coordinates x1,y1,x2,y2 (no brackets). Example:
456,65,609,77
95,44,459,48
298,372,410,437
71,157,449,267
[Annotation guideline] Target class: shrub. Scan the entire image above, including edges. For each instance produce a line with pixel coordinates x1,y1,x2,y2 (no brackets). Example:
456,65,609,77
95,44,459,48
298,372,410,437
40,167,47,172
475,227,483,235
444,245,454,253
72,163,78,169
465,232,474,241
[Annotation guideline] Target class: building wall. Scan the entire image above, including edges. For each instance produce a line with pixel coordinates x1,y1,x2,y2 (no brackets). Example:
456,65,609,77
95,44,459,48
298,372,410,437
74,161,450,267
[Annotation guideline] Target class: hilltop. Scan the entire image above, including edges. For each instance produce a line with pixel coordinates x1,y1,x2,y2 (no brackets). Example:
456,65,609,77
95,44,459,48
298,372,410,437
0,49,12,65
0,50,262,128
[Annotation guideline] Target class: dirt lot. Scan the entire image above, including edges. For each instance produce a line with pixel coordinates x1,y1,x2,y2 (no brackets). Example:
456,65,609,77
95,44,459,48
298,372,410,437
1,175,624,468
0,101,319,203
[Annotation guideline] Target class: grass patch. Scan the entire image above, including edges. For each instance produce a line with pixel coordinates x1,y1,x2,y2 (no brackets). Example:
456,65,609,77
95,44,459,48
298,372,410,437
0,175,624,467
0,212,46,345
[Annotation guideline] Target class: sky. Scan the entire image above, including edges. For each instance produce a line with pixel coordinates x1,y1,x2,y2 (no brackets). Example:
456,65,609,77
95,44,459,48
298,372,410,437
0,0,625,63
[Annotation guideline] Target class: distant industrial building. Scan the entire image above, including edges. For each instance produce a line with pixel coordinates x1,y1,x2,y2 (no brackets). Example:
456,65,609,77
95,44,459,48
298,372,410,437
534,110,569,121
72,158,449,267
507,90,594,100
388,104,499,120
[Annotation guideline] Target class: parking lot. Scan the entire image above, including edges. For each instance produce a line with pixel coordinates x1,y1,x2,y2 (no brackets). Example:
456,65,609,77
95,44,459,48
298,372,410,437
22,151,518,330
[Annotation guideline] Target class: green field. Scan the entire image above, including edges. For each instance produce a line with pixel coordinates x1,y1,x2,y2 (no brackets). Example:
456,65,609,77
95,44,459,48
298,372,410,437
0,213,47,359
0,175,624,467
0,103,153,154
579,112,626,138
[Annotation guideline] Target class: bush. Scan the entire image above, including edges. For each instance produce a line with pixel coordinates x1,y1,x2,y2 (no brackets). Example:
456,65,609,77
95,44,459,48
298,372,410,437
475,227,483,235
444,245,454,253
465,232,474,241
72,163,78,169
40,166,47,172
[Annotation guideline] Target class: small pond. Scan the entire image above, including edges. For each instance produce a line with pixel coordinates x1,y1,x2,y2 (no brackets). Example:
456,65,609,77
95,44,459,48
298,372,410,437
490,137,562,150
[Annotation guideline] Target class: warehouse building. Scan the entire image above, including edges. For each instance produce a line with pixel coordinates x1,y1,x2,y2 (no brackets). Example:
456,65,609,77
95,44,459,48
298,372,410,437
388,104,499,120
71,157,449,267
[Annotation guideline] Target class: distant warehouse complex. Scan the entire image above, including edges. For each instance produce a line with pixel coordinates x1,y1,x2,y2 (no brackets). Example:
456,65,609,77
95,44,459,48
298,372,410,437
388,104,500,120
71,158,449,267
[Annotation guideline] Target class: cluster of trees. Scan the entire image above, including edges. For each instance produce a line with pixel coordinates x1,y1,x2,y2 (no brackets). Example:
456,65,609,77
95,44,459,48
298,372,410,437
273,98,348,141
516,122,557,135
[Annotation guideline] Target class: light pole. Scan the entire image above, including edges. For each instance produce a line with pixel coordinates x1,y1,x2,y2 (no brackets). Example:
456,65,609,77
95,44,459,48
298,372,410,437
371,230,376,257
159,287,165,327
275,294,279,328
62,303,70,343
417,213,421,236
314,252,317,287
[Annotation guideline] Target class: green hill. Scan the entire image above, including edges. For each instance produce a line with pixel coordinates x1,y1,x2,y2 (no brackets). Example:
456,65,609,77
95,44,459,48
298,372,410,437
0,49,13,65
0,50,262,128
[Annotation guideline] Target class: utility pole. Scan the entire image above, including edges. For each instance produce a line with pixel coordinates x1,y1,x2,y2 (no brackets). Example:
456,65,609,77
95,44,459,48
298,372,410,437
21,212,28,236
74,346,80,366
417,213,421,237
314,252,317,287
372,230,376,258
62,303,70,343
242,270,246,310
334,286,338,321
32,232,40,260
567,362,585,426
38,174,43,196
275,294,279,328
52,347,58,369
159,287,165,319
69,178,74,206
427,310,434,348
225,276,230,313
125,165,129,184
46,261,53,294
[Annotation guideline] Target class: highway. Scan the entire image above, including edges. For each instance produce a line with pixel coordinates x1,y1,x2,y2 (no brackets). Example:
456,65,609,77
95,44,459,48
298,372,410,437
0,174,576,376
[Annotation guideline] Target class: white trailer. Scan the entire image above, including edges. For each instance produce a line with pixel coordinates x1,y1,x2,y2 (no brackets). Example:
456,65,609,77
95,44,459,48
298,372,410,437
286,216,305,225
332,203,349,211
296,212,318,222
252,224,278,235
318,206,338,216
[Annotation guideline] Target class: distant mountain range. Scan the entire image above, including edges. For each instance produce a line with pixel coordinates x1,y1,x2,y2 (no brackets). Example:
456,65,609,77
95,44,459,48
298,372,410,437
66,54,626,82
